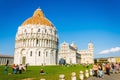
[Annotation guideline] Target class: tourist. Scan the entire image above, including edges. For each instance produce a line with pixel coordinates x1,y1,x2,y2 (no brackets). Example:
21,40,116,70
12,64,18,74
115,63,119,73
16,64,19,74
105,62,110,75
40,69,45,75
119,63,120,71
19,64,23,74
4,64,8,75
12,64,15,74
111,63,115,73
93,63,98,77
13,66,17,74
98,64,103,78
102,63,105,72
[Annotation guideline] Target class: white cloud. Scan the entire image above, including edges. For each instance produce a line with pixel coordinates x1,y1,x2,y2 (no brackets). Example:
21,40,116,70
99,47,120,54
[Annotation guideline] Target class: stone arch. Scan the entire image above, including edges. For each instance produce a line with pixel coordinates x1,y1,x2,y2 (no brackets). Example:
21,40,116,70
59,58,66,65
50,49,55,64
35,49,44,65
38,48,50,65
45,49,50,57
20,49,26,65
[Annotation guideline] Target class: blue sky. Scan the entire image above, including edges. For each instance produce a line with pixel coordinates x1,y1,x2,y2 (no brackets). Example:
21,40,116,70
0,0,120,58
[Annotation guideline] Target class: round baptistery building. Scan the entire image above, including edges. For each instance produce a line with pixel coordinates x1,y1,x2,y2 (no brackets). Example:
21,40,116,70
14,8,58,65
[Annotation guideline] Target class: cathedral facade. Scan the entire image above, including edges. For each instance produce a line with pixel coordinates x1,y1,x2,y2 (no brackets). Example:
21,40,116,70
14,8,58,65
58,42,94,64
58,42,81,64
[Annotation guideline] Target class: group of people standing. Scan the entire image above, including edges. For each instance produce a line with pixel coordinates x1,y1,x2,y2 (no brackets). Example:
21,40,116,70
12,64,25,74
4,64,28,75
93,62,120,78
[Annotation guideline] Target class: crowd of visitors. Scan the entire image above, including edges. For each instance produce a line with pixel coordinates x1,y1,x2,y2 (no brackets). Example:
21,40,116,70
93,62,120,78
3,62,120,77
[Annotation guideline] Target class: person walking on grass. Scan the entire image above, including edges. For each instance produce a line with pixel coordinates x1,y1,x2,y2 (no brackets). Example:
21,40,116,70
12,64,15,74
105,62,111,75
115,63,119,73
93,63,98,77
98,64,103,78
111,63,115,73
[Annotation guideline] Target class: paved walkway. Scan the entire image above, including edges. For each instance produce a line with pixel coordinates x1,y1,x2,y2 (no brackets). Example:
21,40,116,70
87,73,120,80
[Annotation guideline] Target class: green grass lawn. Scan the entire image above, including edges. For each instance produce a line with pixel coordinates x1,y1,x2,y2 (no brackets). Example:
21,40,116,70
0,64,93,80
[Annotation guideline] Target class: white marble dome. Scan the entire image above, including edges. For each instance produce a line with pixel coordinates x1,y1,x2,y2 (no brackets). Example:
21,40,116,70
14,8,58,65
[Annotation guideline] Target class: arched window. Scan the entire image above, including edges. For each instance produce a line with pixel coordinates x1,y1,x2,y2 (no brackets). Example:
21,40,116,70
38,51,40,56
38,29,40,32
36,39,38,45
30,51,32,56
45,29,47,33
46,52,48,57
46,40,48,45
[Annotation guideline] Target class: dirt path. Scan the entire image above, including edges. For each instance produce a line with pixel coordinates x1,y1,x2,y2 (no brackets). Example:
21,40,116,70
87,73,120,80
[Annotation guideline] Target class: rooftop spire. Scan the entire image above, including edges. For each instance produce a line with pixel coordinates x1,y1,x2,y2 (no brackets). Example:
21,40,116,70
37,6,41,10
33,7,44,17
